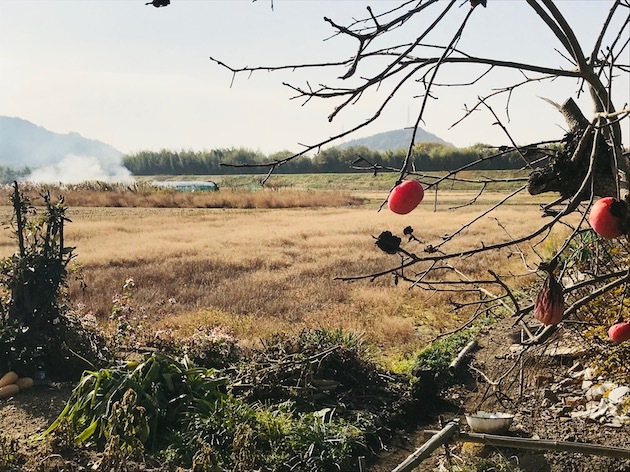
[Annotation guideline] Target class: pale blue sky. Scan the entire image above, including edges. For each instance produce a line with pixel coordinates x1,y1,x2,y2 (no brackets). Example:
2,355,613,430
1,0,628,156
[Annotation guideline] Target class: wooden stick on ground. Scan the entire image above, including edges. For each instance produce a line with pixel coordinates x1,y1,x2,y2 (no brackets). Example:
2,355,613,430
392,421,460,472
422,430,630,459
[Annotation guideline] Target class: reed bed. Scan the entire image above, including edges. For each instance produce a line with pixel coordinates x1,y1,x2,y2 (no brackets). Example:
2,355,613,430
1,182,363,209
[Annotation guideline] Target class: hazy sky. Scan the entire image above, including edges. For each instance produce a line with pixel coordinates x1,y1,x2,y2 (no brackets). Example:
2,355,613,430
1,0,628,155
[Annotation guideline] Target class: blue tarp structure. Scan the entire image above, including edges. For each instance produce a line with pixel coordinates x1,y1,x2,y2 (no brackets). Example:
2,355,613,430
152,180,219,192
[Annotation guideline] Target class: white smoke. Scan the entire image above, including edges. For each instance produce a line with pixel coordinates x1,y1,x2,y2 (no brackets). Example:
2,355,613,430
26,154,133,184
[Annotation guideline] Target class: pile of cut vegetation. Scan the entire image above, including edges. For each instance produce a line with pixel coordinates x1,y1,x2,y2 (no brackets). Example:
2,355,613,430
229,329,420,429
33,328,423,472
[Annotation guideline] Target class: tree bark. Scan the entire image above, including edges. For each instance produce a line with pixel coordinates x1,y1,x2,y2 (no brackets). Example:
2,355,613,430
527,98,620,200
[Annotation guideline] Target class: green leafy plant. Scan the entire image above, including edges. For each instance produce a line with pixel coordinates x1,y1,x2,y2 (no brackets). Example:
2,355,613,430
164,399,372,472
155,328,403,471
43,353,227,450
414,328,477,375
0,183,74,330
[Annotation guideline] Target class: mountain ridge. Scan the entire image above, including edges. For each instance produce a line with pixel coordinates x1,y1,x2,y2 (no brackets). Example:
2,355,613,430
0,116,132,183
0,116,122,168
336,127,453,152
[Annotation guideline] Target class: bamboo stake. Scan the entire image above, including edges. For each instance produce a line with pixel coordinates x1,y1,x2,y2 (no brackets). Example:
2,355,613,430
392,421,460,472
422,430,630,459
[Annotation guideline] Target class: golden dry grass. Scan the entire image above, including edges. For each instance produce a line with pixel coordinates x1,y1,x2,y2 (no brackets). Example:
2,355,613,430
8,185,363,209
0,189,566,360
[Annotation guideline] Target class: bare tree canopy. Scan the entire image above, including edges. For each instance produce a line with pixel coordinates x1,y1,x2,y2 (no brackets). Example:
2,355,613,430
210,1,628,189
204,1,630,359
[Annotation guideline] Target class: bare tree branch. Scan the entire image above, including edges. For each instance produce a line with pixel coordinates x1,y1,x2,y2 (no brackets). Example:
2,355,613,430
209,1,629,349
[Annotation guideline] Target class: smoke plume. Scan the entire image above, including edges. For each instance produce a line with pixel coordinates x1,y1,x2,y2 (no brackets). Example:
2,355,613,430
26,154,134,184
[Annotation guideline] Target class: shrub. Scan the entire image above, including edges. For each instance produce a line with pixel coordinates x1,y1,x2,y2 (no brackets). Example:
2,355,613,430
0,183,109,379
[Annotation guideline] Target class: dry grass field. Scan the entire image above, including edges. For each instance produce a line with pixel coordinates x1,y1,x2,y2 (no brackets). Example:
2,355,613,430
0,183,563,364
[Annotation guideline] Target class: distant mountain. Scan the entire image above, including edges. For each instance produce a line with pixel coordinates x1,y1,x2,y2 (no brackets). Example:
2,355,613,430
0,116,122,167
337,128,453,152
0,116,131,183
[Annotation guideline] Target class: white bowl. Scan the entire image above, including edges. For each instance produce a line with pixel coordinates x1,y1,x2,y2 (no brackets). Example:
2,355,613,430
465,411,514,434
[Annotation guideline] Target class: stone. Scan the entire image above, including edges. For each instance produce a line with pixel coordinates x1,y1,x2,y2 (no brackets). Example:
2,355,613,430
582,380,594,390
589,399,610,420
582,368,597,381
607,386,630,404
543,389,559,404
586,384,607,402
614,415,630,425
585,400,600,411
570,369,585,379
604,421,623,428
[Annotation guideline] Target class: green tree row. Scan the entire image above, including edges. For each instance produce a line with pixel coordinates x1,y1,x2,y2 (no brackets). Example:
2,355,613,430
122,143,532,176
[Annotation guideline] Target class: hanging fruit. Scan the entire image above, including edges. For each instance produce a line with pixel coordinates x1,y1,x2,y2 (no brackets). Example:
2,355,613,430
388,180,424,215
588,197,627,239
608,321,630,343
534,272,564,326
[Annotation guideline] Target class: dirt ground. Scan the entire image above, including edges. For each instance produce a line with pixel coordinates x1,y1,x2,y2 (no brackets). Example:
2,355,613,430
1,314,629,471
369,314,630,472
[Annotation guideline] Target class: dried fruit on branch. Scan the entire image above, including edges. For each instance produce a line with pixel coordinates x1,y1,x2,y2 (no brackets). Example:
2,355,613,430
375,231,401,255
534,273,565,326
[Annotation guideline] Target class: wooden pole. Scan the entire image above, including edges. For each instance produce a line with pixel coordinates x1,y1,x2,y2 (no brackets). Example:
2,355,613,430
448,339,478,374
422,430,630,459
392,421,460,472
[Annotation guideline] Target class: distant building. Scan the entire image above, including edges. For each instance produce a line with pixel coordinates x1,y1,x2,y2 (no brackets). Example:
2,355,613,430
152,180,218,192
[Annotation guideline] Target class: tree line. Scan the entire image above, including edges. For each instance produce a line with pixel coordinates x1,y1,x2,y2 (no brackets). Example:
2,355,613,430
122,143,538,176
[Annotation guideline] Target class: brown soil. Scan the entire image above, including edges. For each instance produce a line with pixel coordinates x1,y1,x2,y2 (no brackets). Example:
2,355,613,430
0,382,73,439
369,314,630,472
